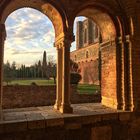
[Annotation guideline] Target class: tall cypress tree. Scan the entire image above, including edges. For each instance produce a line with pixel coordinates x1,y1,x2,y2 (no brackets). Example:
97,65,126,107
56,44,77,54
42,51,47,79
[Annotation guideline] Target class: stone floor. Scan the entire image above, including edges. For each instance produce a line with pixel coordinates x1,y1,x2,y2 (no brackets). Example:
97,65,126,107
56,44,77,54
0,103,129,122
0,103,132,133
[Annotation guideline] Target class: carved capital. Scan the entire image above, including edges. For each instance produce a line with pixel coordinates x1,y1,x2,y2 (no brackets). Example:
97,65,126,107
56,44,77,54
125,35,131,43
54,38,72,49
116,36,123,44
54,32,74,49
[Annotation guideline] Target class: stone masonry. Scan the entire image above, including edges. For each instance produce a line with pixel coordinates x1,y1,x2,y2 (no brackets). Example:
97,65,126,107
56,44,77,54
71,18,100,85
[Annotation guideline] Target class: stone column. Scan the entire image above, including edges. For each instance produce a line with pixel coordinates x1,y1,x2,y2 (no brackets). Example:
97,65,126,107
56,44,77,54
0,24,6,115
59,39,73,113
116,37,124,110
54,45,62,110
124,35,133,111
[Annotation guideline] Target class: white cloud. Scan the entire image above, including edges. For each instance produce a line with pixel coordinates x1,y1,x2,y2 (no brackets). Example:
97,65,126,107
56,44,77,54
4,8,55,66
4,8,86,65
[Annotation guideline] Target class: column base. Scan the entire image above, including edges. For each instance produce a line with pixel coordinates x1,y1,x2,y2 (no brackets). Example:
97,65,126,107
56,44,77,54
59,104,73,113
54,101,61,110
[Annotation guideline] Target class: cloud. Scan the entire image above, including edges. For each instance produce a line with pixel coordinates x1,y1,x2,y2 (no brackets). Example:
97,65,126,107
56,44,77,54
4,8,56,66
4,8,85,66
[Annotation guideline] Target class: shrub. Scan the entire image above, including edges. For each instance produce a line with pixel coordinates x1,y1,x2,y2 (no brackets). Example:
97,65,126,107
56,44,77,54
70,73,82,85
31,82,37,86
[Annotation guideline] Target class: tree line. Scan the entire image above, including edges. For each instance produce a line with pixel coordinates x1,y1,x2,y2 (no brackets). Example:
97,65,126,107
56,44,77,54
3,60,56,85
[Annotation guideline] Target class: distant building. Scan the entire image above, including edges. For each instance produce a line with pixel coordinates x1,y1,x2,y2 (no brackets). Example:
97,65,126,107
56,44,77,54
71,18,100,85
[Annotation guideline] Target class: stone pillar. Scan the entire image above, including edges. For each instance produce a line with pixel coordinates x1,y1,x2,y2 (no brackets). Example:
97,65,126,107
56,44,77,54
124,35,133,111
116,37,124,110
54,45,62,110
0,24,6,115
59,39,73,113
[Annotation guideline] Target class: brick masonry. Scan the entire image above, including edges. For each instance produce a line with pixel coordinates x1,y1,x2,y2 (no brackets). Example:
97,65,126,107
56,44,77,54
71,43,100,85
2,85,101,109
0,104,138,140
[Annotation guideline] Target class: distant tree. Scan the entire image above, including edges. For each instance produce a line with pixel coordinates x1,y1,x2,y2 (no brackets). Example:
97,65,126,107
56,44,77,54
47,55,56,83
48,55,56,65
3,61,12,85
11,61,16,79
51,64,56,84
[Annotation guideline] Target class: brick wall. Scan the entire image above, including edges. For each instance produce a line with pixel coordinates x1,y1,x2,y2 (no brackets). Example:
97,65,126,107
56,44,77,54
71,43,99,85
78,60,99,85
2,85,101,109
0,110,139,140
101,40,117,109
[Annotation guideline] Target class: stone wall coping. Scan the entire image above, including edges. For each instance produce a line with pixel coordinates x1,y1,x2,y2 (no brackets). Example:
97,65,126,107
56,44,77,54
0,103,132,134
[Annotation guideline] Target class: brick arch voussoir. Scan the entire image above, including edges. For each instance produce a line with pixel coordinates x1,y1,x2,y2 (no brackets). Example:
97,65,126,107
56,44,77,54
0,0,66,37
72,2,124,41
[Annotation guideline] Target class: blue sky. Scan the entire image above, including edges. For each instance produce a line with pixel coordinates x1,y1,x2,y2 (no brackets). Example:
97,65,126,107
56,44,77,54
5,8,86,66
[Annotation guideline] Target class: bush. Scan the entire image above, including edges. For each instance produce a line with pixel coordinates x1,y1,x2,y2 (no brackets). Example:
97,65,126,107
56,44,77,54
70,73,82,85
31,82,37,86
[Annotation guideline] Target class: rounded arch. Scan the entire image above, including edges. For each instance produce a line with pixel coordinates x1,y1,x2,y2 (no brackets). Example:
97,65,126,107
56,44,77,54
71,2,124,41
0,0,66,37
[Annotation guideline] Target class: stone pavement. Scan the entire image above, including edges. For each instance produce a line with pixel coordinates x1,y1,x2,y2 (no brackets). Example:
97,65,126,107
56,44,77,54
0,103,132,133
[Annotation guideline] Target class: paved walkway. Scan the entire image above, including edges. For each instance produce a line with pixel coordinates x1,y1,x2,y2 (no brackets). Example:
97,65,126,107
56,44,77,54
0,103,123,123
0,103,132,134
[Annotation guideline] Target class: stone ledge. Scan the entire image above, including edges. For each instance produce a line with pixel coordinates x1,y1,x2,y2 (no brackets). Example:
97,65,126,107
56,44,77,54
0,103,132,134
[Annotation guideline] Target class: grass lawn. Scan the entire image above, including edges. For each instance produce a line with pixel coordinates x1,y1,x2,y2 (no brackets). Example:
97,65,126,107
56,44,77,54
4,79,100,94
3,79,55,86
77,84,100,94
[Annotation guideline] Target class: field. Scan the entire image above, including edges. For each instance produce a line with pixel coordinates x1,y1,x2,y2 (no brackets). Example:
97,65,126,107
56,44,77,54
3,79,55,86
77,84,100,94
3,79,100,94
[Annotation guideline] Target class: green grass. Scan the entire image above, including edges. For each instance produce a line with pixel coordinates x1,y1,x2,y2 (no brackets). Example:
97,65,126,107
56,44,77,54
77,84,100,94
4,79,100,94
3,79,55,86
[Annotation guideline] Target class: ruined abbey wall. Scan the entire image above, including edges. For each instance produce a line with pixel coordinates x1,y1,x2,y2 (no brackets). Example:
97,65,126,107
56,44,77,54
71,43,100,85
71,18,100,85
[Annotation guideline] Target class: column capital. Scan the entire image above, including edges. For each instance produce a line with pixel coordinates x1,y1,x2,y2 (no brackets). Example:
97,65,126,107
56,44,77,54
54,32,74,48
115,36,123,44
115,35,132,45
125,35,131,43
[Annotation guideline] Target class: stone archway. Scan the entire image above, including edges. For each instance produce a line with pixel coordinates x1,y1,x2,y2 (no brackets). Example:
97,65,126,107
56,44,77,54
0,0,74,113
70,4,133,111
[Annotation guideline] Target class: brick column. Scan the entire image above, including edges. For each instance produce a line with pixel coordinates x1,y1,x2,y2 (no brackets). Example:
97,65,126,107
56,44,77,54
54,45,62,110
132,37,140,113
124,35,133,111
0,24,6,117
116,37,124,110
59,39,73,113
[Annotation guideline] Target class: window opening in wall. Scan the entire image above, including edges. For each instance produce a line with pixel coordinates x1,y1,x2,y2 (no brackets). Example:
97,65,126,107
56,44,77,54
3,8,57,109
84,28,88,44
70,16,101,104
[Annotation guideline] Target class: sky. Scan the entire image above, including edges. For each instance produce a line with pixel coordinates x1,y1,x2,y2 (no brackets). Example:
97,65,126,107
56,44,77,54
4,8,86,67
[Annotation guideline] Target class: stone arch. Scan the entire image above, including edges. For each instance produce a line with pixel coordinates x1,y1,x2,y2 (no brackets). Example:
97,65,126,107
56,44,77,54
71,3,130,110
0,0,66,37
73,4,122,41
0,0,72,114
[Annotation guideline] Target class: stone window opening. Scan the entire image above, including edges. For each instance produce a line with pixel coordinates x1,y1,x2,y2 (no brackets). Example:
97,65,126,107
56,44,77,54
86,51,89,58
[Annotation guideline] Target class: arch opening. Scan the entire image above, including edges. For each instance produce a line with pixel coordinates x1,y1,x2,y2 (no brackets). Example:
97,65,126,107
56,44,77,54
3,7,57,109
0,0,65,37
71,6,122,109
